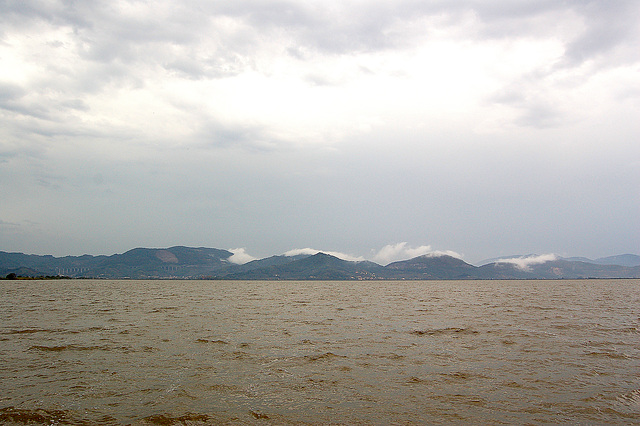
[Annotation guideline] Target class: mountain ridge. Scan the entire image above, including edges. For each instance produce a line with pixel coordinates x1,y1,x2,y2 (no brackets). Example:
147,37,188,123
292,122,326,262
1,247,639,280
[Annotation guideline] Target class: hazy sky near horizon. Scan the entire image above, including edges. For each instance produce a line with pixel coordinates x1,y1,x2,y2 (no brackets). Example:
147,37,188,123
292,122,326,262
1,0,639,264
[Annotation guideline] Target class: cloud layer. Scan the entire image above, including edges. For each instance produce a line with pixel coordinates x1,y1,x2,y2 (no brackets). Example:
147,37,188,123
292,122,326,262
227,248,258,265
1,1,638,262
371,243,463,265
284,248,365,263
496,254,558,271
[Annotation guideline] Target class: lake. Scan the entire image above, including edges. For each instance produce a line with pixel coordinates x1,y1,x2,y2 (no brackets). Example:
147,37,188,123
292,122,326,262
1,279,639,424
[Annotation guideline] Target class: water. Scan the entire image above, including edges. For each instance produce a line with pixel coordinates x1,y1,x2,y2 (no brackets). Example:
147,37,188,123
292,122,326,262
0,279,638,425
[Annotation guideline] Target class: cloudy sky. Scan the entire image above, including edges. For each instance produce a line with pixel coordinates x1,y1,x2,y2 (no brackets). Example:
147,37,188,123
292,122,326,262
1,0,639,265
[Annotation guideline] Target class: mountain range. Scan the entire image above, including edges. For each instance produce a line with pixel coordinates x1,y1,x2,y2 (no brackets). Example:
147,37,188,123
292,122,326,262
1,247,639,280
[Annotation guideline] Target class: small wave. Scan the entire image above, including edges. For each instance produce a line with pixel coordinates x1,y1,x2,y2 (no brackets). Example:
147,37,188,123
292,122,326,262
442,371,473,380
441,371,490,381
0,406,115,425
207,383,240,393
249,410,269,419
582,340,613,347
304,352,347,362
195,338,228,344
148,307,180,313
28,345,69,352
527,305,555,310
374,353,405,360
28,344,112,352
411,327,478,336
594,325,640,334
0,406,71,424
219,351,253,360
5,328,63,335
584,350,628,360
5,327,113,335
141,412,210,424
617,389,640,408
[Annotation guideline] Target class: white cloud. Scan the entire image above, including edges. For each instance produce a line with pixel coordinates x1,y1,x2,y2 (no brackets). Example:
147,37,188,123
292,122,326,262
371,243,463,265
496,254,557,271
372,243,430,264
284,247,365,262
283,248,320,257
423,250,464,260
227,248,257,265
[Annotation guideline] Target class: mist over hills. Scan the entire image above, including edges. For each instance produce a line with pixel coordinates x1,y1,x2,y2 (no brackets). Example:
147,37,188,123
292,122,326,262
479,254,640,268
1,247,639,280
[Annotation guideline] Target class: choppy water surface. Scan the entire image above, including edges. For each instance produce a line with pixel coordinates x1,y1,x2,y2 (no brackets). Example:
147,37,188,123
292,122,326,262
0,279,638,424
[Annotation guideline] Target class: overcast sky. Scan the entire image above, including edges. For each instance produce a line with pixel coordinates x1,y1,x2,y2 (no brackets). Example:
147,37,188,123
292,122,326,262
1,0,639,265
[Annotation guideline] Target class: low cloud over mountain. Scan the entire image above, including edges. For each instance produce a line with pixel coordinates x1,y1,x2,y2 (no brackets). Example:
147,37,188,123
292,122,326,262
495,254,558,271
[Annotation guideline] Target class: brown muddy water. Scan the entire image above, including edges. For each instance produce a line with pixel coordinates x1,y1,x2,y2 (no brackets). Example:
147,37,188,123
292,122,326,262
0,279,639,425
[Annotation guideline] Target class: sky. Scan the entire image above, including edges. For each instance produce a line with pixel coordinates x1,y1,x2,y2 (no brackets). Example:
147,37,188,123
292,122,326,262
1,0,639,265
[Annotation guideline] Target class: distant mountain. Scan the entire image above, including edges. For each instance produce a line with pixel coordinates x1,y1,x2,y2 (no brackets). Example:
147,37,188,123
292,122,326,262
532,259,640,279
478,255,533,266
0,246,233,279
217,253,386,280
90,246,233,278
478,259,640,280
385,255,477,279
562,256,595,263
561,254,640,267
476,262,534,280
1,247,639,280
593,254,640,267
211,254,310,278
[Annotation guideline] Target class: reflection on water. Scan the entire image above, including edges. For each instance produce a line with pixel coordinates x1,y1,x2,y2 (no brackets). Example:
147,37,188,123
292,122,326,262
0,279,638,424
